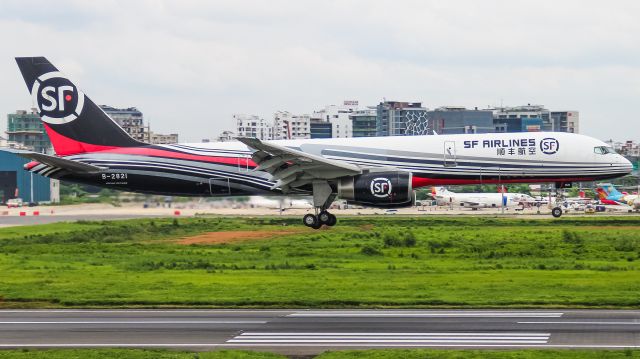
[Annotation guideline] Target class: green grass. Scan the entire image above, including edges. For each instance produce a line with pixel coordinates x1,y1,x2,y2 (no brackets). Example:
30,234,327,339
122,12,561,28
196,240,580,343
1,216,640,308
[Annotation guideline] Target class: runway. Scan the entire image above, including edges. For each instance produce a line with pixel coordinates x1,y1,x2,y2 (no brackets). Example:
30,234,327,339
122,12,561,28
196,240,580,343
1,310,640,355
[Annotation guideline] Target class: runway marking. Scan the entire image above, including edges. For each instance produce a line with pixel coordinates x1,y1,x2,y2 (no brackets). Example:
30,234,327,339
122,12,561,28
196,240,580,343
288,311,563,318
227,332,550,345
0,320,267,325
519,321,640,325
3,344,640,349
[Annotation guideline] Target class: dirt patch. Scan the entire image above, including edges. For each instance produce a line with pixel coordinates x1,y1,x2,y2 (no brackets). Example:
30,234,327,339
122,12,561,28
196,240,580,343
177,230,302,245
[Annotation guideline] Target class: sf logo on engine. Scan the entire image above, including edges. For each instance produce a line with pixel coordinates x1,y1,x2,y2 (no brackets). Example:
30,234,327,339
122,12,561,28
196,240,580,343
31,71,85,125
370,177,393,198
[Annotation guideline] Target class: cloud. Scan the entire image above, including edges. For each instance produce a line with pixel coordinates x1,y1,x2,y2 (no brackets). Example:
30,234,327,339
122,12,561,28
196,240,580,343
0,0,639,141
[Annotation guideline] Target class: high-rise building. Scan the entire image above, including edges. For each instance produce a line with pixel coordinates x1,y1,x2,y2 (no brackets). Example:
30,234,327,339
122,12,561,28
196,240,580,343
491,105,550,133
100,105,149,142
349,107,377,137
376,101,429,136
6,109,52,154
428,107,494,134
312,101,359,138
550,111,579,133
235,114,273,140
310,119,332,139
273,111,310,139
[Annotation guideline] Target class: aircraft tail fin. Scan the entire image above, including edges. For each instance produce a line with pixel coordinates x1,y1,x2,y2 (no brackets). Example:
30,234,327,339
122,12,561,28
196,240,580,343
15,57,144,156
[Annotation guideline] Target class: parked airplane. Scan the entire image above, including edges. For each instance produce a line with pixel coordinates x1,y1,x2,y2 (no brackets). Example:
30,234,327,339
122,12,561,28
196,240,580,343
596,183,640,210
12,57,633,227
246,196,312,211
431,187,535,209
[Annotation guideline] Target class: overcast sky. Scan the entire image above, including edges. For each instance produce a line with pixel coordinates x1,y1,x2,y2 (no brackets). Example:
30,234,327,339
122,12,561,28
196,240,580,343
1,0,639,142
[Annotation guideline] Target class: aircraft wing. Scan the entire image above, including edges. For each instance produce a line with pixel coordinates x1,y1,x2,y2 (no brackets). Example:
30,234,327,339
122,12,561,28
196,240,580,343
237,137,362,191
15,151,106,174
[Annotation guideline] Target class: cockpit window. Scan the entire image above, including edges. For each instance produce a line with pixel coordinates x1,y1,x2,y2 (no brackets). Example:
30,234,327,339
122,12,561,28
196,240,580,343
594,146,616,154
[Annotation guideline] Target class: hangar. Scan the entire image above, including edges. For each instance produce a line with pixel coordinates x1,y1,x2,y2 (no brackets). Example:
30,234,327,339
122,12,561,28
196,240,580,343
0,149,59,204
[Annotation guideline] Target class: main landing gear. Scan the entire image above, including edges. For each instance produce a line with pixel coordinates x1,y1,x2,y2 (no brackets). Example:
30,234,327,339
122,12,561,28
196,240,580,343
302,180,338,229
303,210,337,229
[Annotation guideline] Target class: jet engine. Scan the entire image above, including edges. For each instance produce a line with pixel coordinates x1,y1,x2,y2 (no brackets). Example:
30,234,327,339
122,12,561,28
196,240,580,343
338,171,414,208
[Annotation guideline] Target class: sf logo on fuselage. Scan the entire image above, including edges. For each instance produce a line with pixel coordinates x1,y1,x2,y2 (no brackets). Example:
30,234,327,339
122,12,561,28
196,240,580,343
31,71,85,125
540,138,560,155
370,177,393,198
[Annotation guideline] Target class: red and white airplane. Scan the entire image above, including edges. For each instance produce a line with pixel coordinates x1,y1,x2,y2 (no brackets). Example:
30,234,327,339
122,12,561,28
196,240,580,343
13,57,633,227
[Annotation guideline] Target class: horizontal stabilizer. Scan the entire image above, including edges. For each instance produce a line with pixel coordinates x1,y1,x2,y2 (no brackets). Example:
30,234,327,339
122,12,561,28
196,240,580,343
15,151,106,174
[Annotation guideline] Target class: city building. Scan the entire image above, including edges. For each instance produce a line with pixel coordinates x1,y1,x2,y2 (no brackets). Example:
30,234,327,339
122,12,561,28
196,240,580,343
376,101,429,136
149,132,179,144
235,114,273,140
310,119,332,139
491,105,550,133
550,111,579,133
214,131,236,142
6,109,52,154
273,111,310,139
100,105,149,142
312,101,359,138
0,149,59,204
349,107,377,137
428,107,494,134
0,135,6,147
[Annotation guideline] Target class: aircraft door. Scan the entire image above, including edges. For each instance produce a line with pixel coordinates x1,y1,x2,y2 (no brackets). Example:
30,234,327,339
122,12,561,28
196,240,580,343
238,155,250,172
444,141,457,167
209,177,230,195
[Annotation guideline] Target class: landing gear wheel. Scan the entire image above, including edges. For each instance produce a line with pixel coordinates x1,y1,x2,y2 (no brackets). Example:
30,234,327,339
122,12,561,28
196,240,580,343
551,207,563,218
318,211,331,225
303,214,319,228
327,213,337,227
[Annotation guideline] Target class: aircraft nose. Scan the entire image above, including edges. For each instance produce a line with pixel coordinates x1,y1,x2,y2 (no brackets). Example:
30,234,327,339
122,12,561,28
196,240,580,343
620,155,633,173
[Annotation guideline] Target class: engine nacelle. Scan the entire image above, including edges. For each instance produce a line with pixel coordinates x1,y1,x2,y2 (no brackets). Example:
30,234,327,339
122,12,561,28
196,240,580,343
338,171,414,208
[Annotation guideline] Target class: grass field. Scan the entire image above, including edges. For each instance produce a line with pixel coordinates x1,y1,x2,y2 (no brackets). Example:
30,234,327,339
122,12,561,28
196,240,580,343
0,349,639,358
0,216,640,308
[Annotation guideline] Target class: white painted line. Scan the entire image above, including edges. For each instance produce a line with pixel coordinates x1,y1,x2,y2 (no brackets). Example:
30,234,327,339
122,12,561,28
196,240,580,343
519,321,640,325
236,336,549,340
289,312,563,317
240,332,550,336
228,340,549,344
0,321,266,325
221,344,640,348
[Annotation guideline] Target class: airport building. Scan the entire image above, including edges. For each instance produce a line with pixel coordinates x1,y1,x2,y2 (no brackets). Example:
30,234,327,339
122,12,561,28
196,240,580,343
0,149,59,204
350,108,378,137
6,109,52,154
428,107,494,134
376,101,429,136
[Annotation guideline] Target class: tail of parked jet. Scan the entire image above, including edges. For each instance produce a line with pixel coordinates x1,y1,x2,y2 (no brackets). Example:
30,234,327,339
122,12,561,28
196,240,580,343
15,57,143,156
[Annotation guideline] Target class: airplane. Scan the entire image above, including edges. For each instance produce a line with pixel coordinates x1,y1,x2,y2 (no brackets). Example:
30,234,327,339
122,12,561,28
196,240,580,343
11,57,633,228
431,187,536,210
596,183,640,210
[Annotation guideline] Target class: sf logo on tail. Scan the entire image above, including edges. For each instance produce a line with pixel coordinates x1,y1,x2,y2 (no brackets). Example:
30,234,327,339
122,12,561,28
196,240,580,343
31,71,85,125
370,178,393,198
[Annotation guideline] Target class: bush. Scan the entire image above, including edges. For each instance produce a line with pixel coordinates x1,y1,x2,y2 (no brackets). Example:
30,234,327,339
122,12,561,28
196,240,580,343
360,245,383,256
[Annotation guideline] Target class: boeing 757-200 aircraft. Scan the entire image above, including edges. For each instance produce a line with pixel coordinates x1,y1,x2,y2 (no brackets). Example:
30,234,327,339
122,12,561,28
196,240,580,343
13,57,633,227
